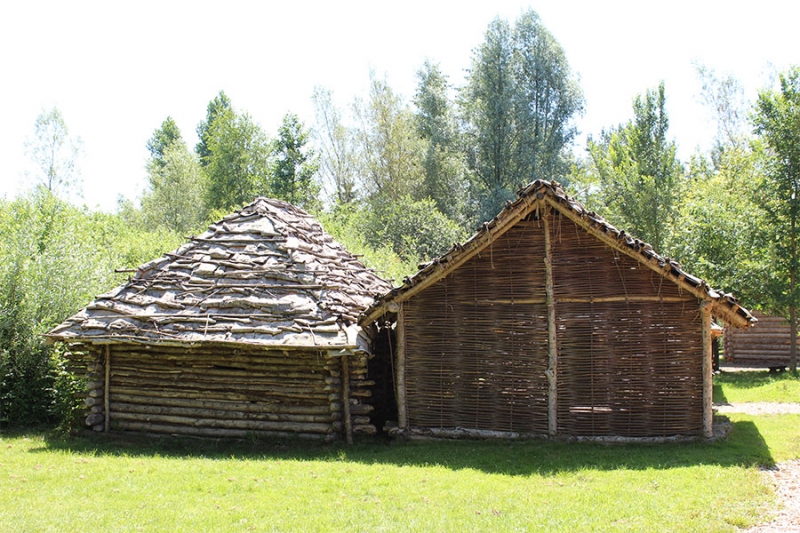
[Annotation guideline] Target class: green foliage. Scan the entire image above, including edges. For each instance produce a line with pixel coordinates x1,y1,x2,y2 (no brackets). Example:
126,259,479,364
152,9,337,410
588,82,683,252
462,9,583,221
668,147,771,305
271,113,320,211
24,107,82,199
146,116,183,170
752,66,800,372
0,191,183,427
312,87,359,205
316,204,417,284
202,105,273,212
353,72,426,203
195,91,232,164
364,196,466,262
141,142,208,235
414,61,470,225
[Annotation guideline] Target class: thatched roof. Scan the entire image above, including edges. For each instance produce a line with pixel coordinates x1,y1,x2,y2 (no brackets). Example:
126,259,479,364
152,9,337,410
361,180,755,329
48,198,393,349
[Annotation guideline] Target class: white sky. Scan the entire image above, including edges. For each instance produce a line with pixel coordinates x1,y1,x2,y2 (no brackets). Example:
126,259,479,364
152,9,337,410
1,0,798,211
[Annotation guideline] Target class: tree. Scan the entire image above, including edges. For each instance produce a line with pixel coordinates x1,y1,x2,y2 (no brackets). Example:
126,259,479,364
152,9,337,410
461,10,583,221
312,87,359,205
196,91,232,165
512,10,584,180
146,117,183,170
141,142,207,234
24,107,82,199
271,113,320,211
695,63,749,162
588,82,683,252
352,72,425,206
198,95,273,212
752,66,800,373
413,61,469,225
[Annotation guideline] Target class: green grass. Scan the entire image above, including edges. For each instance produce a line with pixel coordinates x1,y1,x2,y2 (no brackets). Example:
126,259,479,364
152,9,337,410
2,414,798,533
714,370,800,403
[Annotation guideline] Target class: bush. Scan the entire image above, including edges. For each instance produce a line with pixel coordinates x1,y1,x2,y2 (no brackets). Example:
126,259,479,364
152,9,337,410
0,190,183,428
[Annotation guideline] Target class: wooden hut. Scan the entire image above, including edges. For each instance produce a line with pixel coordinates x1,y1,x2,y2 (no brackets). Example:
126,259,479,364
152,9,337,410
47,198,392,442
724,311,793,369
361,180,755,440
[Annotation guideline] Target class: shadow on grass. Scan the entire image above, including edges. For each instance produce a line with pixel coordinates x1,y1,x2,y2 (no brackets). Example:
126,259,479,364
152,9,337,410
713,381,729,404
12,418,775,477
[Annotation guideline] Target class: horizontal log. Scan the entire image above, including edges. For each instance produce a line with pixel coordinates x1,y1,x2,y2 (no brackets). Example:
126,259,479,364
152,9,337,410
111,371,325,390
110,402,334,424
111,346,332,359
349,403,374,415
112,411,339,434
111,354,331,371
727,350,792,357
114,421,338,441
352,424,377,435
86,413,104,427
111,367,329,386
110,377,329,397
110,393,332,415
111,385,330,403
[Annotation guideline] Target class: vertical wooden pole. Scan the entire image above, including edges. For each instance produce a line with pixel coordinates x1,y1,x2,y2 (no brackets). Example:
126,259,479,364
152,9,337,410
396,303,408,429
104,345,111,432
341,353,353,445
543,210,558,437
701,301,713,438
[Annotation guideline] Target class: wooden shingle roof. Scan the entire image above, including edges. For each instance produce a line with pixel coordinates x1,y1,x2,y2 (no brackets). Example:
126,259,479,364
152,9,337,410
360,180,755,329
48,198,393,349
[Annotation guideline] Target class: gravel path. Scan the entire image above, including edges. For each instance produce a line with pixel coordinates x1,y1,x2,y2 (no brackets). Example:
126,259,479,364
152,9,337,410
714,402,800,415
714,402,800,532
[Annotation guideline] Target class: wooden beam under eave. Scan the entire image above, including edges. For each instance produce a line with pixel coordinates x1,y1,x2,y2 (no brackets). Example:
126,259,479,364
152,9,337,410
104,345,111,432
701,301,714,438
396,303,407,430
543,211,558,437
341,353,353,444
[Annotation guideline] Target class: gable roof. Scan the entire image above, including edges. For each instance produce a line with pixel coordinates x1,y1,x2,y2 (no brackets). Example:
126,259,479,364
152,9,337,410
360,180,755,329
47,198,393,349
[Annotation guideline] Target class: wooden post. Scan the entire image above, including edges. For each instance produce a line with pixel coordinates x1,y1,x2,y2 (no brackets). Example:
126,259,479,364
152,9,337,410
396,303,408,429
341,353,353,445
701,301,713,438
543,210,558,436
104,345,111,432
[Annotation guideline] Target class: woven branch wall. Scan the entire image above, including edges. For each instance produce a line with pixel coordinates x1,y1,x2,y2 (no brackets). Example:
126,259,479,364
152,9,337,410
405,219,550,434
551,215,703,437
403,211,703,438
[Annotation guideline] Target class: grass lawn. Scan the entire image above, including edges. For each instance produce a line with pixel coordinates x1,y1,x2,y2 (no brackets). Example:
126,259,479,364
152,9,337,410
2,413,799,533
714,370,800,403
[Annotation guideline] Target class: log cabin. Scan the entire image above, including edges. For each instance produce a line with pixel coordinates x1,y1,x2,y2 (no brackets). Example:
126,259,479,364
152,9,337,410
724,311,793,370
47,198,392,442
361,180,755,440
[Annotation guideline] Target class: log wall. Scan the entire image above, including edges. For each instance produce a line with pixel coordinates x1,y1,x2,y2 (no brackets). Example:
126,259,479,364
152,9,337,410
401,210,704,438
68,343,374,440
724,312,792,368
